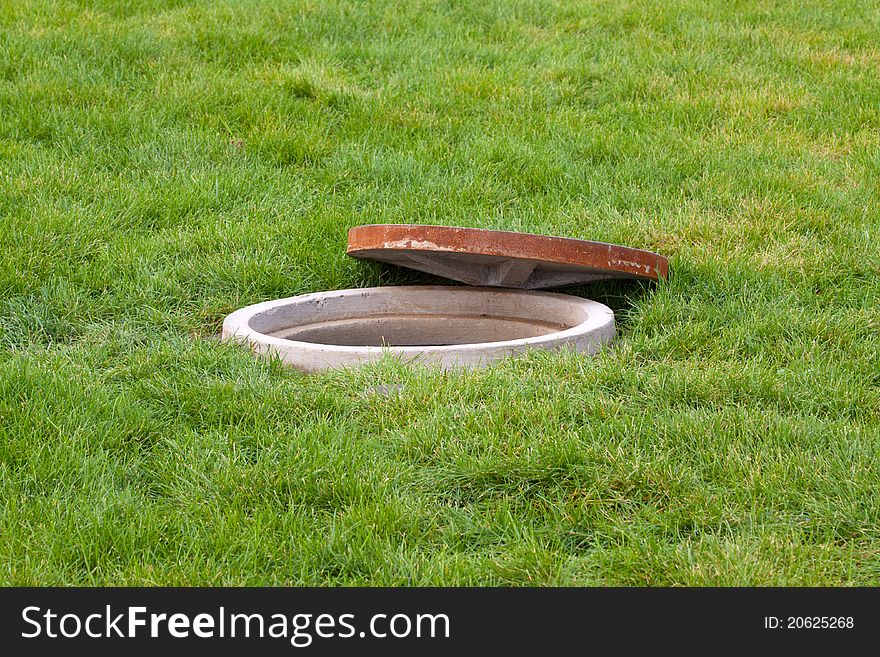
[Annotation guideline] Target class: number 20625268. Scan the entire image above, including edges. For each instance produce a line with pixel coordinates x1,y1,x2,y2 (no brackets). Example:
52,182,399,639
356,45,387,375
764,617,854,629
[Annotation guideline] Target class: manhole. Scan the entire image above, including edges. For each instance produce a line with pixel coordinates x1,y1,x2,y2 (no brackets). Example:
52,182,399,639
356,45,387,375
222,225,667,371
222,286,615,372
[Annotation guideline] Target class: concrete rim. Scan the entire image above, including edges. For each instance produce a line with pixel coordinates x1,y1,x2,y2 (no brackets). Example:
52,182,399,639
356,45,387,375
222,286,615,372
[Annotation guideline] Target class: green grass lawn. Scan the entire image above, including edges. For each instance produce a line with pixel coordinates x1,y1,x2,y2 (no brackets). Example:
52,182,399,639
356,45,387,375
1,0,878,585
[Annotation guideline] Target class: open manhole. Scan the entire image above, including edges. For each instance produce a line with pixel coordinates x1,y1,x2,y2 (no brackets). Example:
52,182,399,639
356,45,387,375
222,286,614,371
223,225,667,371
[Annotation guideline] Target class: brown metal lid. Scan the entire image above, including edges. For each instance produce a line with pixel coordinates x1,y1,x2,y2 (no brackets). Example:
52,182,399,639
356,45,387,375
346,224,668,289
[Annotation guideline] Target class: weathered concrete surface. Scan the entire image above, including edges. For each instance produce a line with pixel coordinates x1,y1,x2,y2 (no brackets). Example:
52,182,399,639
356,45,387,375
222,286,615,372
347,224,669,289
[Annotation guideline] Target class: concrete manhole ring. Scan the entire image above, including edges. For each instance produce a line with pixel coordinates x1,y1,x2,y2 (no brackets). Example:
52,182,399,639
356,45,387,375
222,286,615,372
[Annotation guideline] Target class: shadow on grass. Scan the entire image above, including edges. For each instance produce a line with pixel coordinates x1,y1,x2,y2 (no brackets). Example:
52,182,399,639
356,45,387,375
554,279,654,334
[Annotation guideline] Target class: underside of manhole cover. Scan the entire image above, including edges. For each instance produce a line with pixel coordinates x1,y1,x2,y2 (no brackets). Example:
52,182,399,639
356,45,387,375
347,224,668,289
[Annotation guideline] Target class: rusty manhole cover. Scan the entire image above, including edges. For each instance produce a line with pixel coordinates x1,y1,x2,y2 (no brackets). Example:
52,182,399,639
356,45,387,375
347,224,668,289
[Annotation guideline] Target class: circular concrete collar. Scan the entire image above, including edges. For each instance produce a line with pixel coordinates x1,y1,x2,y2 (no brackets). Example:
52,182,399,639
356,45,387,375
222,286,615,372
347,224,668,289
